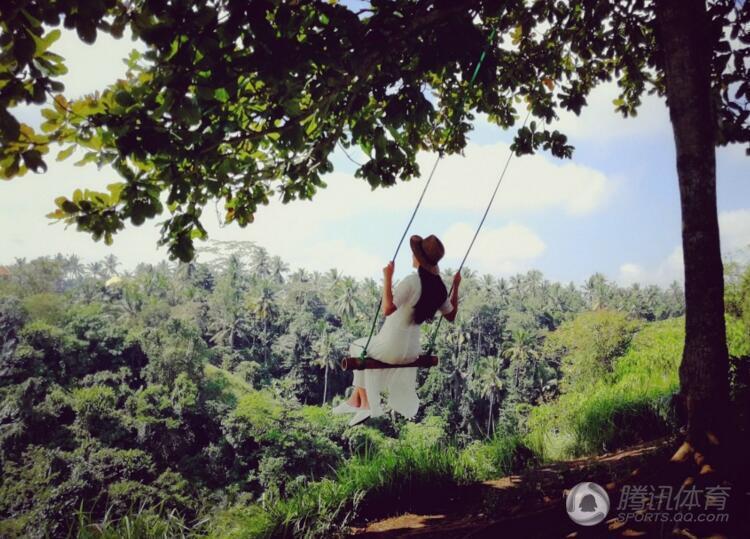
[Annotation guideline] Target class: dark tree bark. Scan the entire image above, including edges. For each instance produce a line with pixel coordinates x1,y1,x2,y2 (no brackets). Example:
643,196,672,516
655,0,731,463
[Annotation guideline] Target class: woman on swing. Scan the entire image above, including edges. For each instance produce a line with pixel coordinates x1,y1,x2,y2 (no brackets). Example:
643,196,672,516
333,234,462,426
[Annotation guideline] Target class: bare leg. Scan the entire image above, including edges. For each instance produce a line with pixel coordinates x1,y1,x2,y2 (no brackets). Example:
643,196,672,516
348,370,365,407
347,388,361,407
357,386,370,410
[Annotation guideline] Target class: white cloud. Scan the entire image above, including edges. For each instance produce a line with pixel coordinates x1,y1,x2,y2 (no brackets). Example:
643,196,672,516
0,157,167,268
520,81,671,144
323,142,617,217
412,143,617,216
618,263,644,286
553,81,670,142
183,139,612,277
194,197,381,279
617,208,750,287
441,221,546,275
719,208,750,254
298,240,382,278
617,246,684,287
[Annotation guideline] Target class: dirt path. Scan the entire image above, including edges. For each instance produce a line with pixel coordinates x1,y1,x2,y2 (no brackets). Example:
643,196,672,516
347,436,746,538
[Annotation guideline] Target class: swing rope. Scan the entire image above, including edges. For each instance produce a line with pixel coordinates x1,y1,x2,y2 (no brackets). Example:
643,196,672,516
425,107,532,355
357,28,497,362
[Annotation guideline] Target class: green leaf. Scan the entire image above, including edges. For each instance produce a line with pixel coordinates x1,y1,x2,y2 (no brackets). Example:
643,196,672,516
27,28,61,55
74,152,98,166
41,108,59,121
511,25,523,44
214,88,230,102
305,118,318,136
107,182,125,203
190,227,207,239
56,146,75,161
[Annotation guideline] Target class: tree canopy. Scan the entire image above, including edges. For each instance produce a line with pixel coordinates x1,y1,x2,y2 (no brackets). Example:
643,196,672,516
2,0,747,261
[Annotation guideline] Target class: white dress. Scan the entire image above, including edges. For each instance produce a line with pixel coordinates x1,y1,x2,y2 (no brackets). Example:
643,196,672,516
349,272,453,419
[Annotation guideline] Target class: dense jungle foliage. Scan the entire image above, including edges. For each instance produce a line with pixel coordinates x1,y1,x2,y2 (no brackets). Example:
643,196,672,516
1,242,748,537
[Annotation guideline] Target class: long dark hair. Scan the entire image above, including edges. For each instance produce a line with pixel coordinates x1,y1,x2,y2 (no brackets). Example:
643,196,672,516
413,266,448,324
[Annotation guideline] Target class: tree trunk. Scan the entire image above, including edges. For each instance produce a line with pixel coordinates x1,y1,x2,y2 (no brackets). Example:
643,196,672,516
264,318,269,367
656,0,730,458
323,361,329,404
487,392,493,438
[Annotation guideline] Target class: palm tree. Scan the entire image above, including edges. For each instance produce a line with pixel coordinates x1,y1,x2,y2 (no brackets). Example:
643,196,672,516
333,277,360,321
310,270,324,289
460,267,477,288
66,255,85,281
247,281,277,366
541,283,567,330
666,281,686,318
208,311,253,348
508,274,524,297
141,264,174,302
270,256,289,284
525,269,544,295
583,272,611,311
111,281,144,322
103,254,120,277
325,268,341,287
248,282,276,321
312,324,337,404
502,328,541,389
87,261,105,280
290,268,309,283
251,246,271,279
443,321,470,368
360,277,380,315
207,258,253,348
480,274,495,292
474,356,504,437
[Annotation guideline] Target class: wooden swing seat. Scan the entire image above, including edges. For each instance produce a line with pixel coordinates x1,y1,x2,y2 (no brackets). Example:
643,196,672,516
340,355,439,371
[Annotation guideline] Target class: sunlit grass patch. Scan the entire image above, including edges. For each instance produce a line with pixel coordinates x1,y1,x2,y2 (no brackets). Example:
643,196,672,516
527,317,684,460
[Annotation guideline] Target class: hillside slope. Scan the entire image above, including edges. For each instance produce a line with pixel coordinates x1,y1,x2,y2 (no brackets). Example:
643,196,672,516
349,435,746,538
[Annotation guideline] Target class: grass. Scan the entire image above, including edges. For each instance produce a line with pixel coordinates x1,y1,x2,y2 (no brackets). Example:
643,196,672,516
527,317,684,461
207,430,531,539
72,503,208,539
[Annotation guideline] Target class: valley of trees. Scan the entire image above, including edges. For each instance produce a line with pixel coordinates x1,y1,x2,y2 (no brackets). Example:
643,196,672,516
1,244,748,536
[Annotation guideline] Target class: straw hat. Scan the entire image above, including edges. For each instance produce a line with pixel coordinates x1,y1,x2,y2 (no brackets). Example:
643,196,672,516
409,234,444,275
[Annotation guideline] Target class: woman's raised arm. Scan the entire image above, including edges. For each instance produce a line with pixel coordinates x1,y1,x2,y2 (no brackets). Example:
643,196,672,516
443,272,461,322
382,261,397,316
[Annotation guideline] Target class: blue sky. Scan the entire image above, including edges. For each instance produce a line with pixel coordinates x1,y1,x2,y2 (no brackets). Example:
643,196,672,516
1,23,748,287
